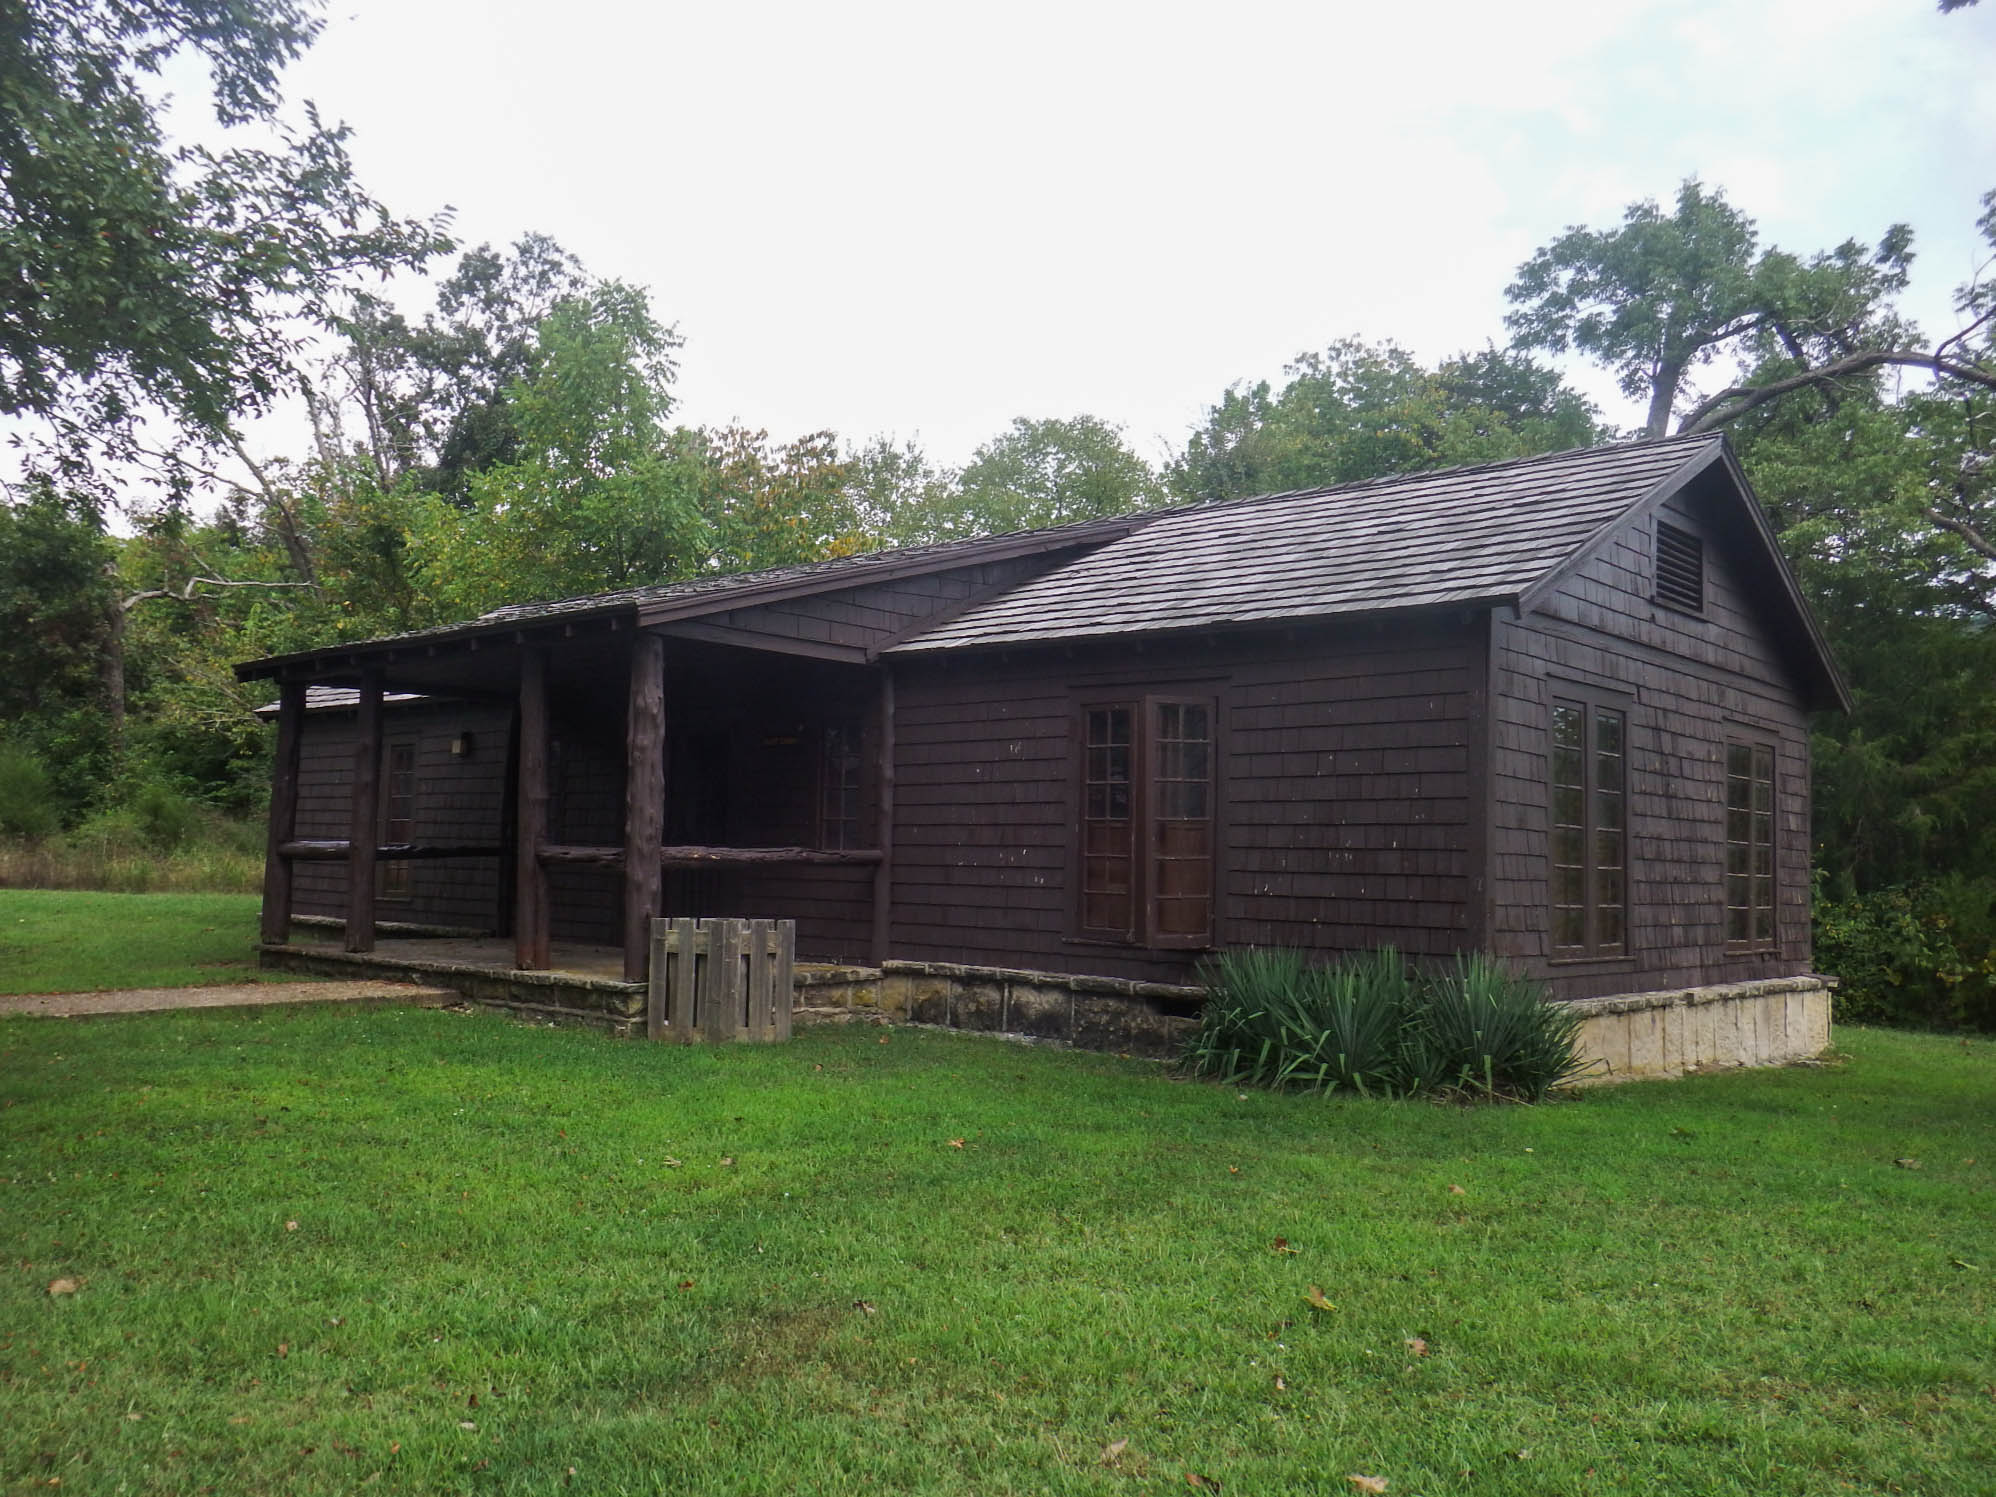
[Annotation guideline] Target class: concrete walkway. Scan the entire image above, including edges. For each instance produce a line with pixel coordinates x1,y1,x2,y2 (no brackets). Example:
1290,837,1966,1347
0,979,456,1019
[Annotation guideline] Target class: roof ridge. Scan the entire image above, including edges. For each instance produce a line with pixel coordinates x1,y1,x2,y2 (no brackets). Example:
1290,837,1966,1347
1158,430,1725,524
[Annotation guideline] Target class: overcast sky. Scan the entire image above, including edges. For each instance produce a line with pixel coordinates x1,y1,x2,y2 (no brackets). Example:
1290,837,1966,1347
251,0,1996,469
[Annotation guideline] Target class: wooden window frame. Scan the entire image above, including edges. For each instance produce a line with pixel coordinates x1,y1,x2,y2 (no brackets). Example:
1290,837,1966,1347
817,716,865,852
378,737,418,903
1723,734,1777,955
1546,688,1629,963
1074,693,1217,950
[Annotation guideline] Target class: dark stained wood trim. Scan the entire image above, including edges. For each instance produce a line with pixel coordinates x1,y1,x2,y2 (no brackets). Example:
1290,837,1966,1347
496,702,520,937
539,844,625,867
655,619,872,665
515,646,551,970
537,843,886,869
1464,607,1495,954
344,667,383,953
259,681,305,944
872,668,896,965
623,632,667,982
1515,441,1724,619
280,841,502,861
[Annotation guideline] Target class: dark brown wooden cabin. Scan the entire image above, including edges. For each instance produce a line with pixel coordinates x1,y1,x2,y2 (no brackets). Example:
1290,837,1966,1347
238,433,1847,1002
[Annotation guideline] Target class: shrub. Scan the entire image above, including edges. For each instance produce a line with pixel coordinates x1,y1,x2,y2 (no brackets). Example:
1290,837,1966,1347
1409,955,1590,1102
0,744,60,838
1187,947,1414,1095
1185,948,1588,1102
1815,876,1996,1032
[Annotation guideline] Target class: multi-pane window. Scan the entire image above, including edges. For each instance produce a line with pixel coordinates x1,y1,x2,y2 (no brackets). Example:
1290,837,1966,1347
820,721,863,850
1549,696,1626,958
380,741,416,899
1080,697,1215,946
1725,740,1776,950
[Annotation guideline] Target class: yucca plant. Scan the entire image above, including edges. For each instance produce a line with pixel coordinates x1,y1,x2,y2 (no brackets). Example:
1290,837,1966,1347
1410,954,1589,1101
1185,947,1414,1095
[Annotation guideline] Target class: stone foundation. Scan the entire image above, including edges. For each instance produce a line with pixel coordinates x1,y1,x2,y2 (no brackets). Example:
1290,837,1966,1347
1568,975,1833,1083
874,961,1203,1059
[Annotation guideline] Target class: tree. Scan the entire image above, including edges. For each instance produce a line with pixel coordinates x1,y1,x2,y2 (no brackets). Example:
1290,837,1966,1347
407,280,705,618
1168,339,1605,503
0,0,449,473
891,416,1164,543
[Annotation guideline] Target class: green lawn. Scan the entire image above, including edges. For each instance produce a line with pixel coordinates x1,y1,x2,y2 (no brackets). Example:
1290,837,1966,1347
1,1009,1990,1496
0,890,287,994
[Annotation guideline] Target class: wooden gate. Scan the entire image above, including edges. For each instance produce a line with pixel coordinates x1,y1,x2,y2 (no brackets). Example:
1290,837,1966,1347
646,917,795,1043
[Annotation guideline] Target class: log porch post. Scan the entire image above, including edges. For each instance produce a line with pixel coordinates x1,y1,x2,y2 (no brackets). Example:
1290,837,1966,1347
623,631,666,983
344,666,383,953
871,667,895,967
515,646,552,970
258,680,306,944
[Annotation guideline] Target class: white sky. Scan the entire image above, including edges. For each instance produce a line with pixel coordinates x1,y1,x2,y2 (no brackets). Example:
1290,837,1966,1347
204,0,1996,470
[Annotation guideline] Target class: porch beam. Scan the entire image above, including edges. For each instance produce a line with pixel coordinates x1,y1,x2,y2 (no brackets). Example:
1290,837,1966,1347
258,680,305,944
515,646,552,970
535,843,887,869
344,666,383,953
623,631,667,983
872,669,896,966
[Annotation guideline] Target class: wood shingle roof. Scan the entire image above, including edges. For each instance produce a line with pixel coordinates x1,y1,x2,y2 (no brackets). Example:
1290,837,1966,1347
889,434,1727,654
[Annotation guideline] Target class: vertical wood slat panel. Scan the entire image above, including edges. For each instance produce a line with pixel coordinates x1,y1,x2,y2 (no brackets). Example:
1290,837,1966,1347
707,918,741,1041
259,681,306,944
345,667,383,953
774,919,795,1041
623,632,666,982
646,919,669,1041
747,917,773,1036
671,916,698,1042
515,648,552,970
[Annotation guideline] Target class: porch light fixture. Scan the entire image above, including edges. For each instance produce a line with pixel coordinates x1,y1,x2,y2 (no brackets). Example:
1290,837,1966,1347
450,732,475,759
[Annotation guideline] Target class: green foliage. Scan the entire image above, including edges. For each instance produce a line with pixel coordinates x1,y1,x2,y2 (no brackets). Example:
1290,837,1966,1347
1186,948,1586,1101
0,744,60,838
890,415,1165,543
1408,955,1592,1102
0,0,449,463
1168,339,1605,503
1815,876,1996,1031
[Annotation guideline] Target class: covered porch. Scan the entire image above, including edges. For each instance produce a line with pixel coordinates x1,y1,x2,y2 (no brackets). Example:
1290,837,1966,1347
248,605,898,989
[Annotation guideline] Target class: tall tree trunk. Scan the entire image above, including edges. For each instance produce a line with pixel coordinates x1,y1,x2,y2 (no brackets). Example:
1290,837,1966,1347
102,590,127,762
1644,363,1683,439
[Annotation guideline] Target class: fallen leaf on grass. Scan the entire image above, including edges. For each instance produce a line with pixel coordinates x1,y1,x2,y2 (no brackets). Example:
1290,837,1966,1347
458,1420,477,1431
1100,1438,1128,1464
677,1280,693,1292
1303,1286,1335,1312
276,1343,288,1358
719,1157,735,1168
1347,1477,1388,1494
662,1158,682,1169
852,1300,876,1315
948,1139,965,1149
1405,1337,1429,1356
1447,1184,1466,1196
1894,1157,1921,1170
229,1416,251,1426
1269,1238,1299,1256
285,1220,299,1232
1186,1475,1221,1491
125,1412,142,1421
1273,1375,1287,1392
46,1278,78,1297
878,1035,891,1045
390,1442,400,1454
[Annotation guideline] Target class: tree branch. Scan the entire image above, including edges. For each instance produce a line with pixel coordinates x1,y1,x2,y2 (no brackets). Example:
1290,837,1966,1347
121,576,316,614
1920,506,1996,564
1678,348,1996,433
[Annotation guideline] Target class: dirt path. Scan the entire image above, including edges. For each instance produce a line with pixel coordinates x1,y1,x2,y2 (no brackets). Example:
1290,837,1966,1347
0,980,456,1019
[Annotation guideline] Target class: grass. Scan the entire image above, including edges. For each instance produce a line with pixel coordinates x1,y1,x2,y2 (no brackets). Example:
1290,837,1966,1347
0,819,264,895
1,1010,1990,1496
0,890,287,994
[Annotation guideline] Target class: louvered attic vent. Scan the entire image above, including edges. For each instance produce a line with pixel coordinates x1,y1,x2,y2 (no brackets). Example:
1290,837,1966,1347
1654,521,1704,613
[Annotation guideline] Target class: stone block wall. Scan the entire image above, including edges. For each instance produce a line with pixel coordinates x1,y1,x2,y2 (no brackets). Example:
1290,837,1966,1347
1567,975,1833,1082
